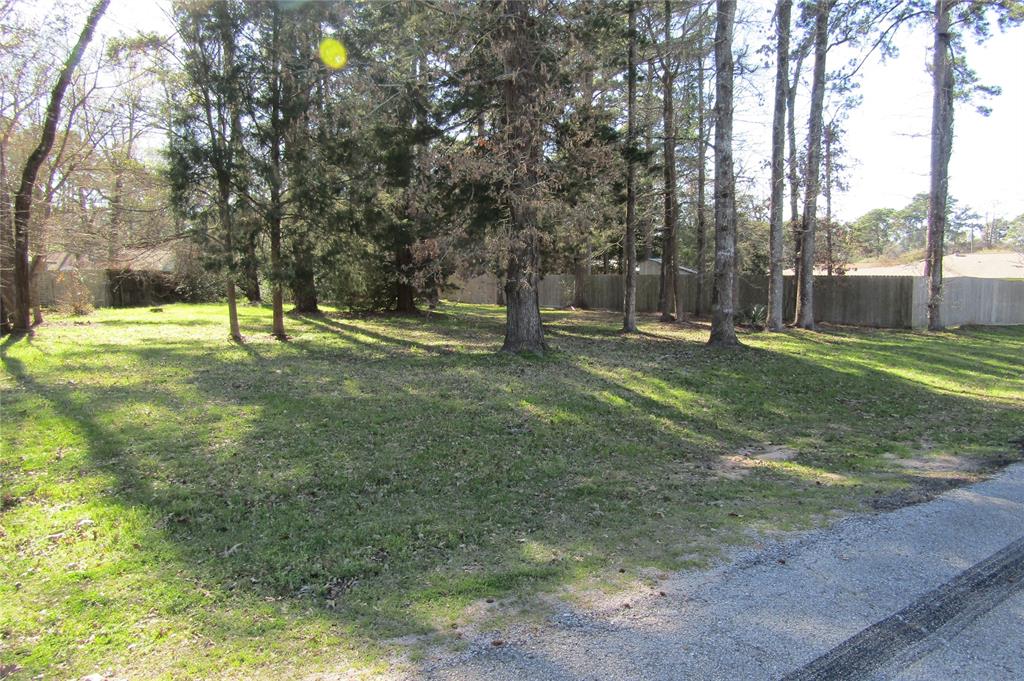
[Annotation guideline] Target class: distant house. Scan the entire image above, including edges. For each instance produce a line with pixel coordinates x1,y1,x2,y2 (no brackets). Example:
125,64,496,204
637,257,697,277
109,247,177,273
44,252,97,272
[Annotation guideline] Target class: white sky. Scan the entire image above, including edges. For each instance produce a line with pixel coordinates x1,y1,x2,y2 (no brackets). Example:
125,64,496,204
734,2,1024,222
96,0,1024,223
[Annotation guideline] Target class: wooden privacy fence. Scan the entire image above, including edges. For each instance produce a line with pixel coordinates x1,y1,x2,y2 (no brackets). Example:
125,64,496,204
447,273,1024,329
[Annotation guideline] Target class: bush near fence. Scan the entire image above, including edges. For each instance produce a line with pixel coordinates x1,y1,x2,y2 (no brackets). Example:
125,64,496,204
447,273,1024,329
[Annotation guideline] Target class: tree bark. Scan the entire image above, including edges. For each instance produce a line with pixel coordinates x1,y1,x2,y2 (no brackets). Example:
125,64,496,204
11,0,108,331
708,0,739,347
268,5,286,339
219,7,242,342
219,178,242,341
643,59,656,263
572,251,589,308
499,0,546,353
695,55,708,317
394,243,415,313
659,0,678,323
926,0,953,331
622,0,638,333
787,47,805,323
767,0,791,332
795,1,830,330
824,121,834,276
243,227,261,303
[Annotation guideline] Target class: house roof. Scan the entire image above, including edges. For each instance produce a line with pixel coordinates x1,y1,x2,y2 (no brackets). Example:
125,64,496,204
44,252,96,271
110,247,176,272
643,256,698,275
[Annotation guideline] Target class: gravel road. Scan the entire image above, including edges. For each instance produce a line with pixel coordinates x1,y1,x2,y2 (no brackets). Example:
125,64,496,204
404,462,1024,681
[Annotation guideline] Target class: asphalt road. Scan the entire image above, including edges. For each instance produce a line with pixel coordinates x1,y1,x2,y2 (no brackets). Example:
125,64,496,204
410,463,1024,681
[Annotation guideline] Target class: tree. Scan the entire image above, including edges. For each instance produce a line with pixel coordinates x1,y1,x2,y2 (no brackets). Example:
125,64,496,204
689,52,712,317
657,0,678,323
794,0,832,330
10,0,108,331
622,0,639,334
169,0,247,341
708,0,739,347
924,0,953,330
767,0,791,332
497,0,549,353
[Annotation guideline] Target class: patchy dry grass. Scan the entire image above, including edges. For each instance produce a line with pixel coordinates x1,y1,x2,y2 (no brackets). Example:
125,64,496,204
2,303,1022,679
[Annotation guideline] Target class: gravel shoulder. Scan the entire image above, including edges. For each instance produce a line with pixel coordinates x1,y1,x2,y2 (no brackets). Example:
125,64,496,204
401,462,1024,681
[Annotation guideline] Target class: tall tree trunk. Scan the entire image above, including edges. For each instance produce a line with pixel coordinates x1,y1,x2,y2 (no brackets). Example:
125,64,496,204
694,55,708,316
767,0,791,332
268,5,286,339
268,209,285,338
622,0,639,333
218,181,241,341
108,171,123,264
659,0,678,323
643,59,656,263
395,243,415,313
926,0,953,331
289,239,319,314
708,0,739,347
11,0,108,331
795,1,829,330
572,251,589,308
824,121,834,276
243,227,261,303
787,47,805,322
499,0,546,353
219,9,242,342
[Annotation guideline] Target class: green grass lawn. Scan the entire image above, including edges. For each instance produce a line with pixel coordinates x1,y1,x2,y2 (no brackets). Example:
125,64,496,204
2,303,1022,679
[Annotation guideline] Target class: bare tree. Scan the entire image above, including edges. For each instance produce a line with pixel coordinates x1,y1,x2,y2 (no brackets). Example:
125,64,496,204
622,0,638,333
708,0,739,347
10,0,108,331
658,0,678,323
767,0,791,332
795,0,832,330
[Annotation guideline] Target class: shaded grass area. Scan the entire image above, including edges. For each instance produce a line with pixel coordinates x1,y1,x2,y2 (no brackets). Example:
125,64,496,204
1,303,1022,679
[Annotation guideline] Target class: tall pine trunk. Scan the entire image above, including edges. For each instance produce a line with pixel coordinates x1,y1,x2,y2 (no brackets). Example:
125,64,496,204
268,5,286,339
572,251,589,308
219,178,242,341
708,0,739,347
268,206,285,338
694,56,708,317
926,0,953,331
795,1,830,330
219,9,242,341
659,0,678,323
290,240,319,314
243,228,261,303
622,0,638,333
787,48,805,321
824,122,834,276
395,243,415,313
11,0,108,331
767,0,791,332
499,0,546,353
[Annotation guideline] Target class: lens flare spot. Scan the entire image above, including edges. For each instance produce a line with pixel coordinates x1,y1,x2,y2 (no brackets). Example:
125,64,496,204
319,38,347,70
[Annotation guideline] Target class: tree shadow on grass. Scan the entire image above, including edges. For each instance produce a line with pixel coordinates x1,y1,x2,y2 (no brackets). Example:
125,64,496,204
2,313,1022,674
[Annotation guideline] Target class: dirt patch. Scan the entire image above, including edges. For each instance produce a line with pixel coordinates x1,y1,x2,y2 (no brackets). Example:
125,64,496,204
870,474,976,511
872,450,1024,511
714,445,800,479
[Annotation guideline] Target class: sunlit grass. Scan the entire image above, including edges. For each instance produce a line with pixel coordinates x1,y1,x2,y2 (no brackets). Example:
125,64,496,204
1,303,1021,679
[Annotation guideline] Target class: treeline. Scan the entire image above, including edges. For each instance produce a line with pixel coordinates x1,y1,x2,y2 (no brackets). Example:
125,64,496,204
2,0,1021,343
